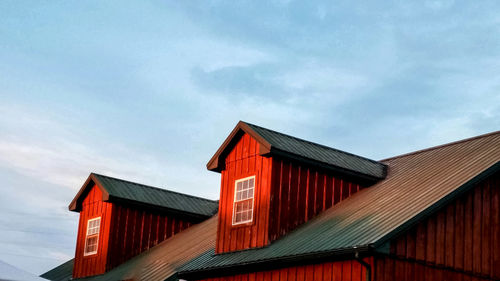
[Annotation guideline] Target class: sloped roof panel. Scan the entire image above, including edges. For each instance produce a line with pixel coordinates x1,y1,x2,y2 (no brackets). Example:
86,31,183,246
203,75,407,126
94,174,218,217
70,173,218,218
40,260,73,281
245,122,386,179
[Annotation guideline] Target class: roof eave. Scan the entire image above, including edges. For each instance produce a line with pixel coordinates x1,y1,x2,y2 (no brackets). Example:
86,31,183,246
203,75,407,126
107,195,216,222
269,147,387,183
178,245,374,279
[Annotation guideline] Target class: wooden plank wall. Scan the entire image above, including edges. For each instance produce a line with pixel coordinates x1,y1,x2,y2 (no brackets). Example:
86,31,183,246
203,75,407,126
217,133,273,253
73,184,113,278
106,203,193,270
268,157,365,242
377,171,500,280
72,184,196,278
198,258,372,281
217,133,367,253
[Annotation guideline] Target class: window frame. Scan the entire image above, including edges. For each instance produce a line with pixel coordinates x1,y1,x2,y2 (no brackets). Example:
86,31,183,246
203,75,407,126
83,216,101,256
232,175,256,226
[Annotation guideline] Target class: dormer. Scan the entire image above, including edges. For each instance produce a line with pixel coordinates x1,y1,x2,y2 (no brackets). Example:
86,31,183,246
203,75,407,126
208,121,387,254
68,173,218,279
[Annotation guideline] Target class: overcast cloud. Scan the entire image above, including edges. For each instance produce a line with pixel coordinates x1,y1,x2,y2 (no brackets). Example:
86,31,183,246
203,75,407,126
0,0,499,275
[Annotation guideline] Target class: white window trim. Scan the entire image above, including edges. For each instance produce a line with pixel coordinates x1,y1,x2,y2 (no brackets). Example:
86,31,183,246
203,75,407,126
232,175,255,226
83,216,101,256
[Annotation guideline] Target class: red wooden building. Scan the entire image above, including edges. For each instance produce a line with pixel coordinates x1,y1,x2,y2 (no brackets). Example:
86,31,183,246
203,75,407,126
42,121,500,281
65,173,218,279
178,122,500,281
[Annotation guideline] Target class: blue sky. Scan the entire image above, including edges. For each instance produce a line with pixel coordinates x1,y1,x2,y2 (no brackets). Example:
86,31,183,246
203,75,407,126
0,0,499,275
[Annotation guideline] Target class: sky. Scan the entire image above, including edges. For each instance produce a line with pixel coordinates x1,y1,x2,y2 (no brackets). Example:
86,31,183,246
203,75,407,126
0,0,499,276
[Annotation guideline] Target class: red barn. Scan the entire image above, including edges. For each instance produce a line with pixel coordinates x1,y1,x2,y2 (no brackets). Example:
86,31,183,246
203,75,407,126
42,121,500,281
178,122,500,281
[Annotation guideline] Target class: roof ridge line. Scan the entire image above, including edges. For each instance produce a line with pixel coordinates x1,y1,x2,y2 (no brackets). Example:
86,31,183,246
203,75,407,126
380,130,500,162
243,121,384,166
91,173,218,203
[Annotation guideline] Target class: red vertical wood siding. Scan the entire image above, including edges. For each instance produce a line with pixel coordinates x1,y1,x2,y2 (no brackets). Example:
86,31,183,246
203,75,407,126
195,259,373,281
377,171,500,280
105,203,193,270
217,133,273,253
217,133,367,253
72,184,113,278
268,157,366,242
72,184,197,278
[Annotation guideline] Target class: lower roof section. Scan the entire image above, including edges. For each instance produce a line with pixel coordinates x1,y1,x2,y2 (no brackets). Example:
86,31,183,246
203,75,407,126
41,215,217,281
179,131,500,277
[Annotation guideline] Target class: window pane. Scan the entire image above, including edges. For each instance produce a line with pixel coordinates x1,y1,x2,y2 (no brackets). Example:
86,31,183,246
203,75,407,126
85,236,98,254
233,177,255,224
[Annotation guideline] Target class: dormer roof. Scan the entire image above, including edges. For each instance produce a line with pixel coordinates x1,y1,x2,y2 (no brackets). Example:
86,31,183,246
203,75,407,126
207,121,387,182
68,173,218,220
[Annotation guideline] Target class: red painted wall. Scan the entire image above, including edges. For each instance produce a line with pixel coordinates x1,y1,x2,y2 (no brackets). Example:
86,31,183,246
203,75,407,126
72,183,196,278
197,258,372,281
376,171,500,281
73,184,113,278
106,203,192,269
217,133,367,253
269,157,365,241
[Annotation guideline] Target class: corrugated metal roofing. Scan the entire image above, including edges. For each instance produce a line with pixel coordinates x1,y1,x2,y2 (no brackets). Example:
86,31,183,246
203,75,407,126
76,173,218,217
40,260,73,281
245,122,387,179
41,215,217,281
180,131,500,274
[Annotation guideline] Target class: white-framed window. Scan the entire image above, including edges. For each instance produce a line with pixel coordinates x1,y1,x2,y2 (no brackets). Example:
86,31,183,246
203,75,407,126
232,176,255,225
83,217,101,256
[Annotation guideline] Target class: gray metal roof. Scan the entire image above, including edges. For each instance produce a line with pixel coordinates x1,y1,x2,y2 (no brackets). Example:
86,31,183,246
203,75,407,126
180,131,500,275
70,173,218,218
41,216,217,281
245,122,387,179
207,121,387,181
40,260,73,281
